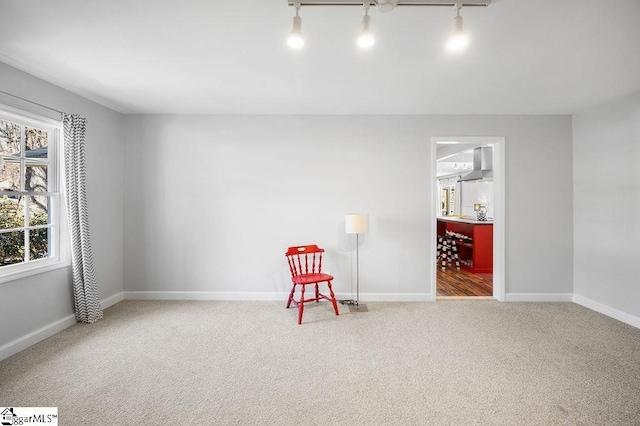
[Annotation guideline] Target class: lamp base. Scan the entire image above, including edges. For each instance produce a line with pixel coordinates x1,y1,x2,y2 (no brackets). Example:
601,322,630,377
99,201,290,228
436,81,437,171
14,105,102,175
339,299,368,312
348,304,368,312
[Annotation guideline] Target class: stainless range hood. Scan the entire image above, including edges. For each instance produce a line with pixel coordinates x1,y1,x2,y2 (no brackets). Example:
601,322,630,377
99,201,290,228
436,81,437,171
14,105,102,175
458,146,493,182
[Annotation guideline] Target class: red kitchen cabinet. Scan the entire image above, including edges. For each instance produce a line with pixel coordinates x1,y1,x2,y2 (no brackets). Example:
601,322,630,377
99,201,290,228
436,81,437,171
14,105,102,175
437,218,493,274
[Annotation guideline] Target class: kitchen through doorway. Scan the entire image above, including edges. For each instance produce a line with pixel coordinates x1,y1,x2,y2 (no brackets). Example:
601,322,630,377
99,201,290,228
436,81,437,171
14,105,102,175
430,137,505,301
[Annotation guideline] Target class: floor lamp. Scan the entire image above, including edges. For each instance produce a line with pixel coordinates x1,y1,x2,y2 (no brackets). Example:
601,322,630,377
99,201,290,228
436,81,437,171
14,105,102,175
344,213,369,312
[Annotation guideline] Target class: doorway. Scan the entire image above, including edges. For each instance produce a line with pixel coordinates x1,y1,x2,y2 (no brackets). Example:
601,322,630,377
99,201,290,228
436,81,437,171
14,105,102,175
429,137,505,301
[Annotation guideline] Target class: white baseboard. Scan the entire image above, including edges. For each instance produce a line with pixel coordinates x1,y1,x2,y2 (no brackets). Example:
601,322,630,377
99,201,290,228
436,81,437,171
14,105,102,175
573,294,640,329
348,293,432,302
124,291,290,301
101,291,124,309
1,292,126,361
0,314,77,361
505,293,574,302
123,291,431,302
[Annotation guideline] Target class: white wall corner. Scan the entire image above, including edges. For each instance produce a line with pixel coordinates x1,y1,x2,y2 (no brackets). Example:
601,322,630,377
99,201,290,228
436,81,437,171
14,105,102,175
573,294,640,330
505,293,574,302
101,292,124,309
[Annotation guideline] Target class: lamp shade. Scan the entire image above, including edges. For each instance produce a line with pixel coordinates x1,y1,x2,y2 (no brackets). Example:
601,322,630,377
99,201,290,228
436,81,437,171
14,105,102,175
345,213,369,234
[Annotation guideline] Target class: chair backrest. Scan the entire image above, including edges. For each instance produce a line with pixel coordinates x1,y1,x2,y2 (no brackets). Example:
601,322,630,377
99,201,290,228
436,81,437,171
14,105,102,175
285,245,325,278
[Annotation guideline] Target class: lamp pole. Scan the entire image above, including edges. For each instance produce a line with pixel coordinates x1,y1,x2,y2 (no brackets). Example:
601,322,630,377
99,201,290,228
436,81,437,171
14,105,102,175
344,213,369,312
356,232,360,307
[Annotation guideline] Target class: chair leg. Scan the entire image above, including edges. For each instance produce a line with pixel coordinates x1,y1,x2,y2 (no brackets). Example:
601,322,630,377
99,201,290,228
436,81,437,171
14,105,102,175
286,283,296,308
315,283,319,302
298,285,305,325
327,281,339,317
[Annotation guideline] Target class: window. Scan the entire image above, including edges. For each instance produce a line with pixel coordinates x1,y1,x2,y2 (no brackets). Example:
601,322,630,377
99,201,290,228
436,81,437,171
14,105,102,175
0,105,64,281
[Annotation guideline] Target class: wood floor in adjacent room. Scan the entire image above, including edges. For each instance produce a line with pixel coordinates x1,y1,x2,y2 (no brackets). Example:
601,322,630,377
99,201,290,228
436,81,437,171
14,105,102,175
437,265,493,297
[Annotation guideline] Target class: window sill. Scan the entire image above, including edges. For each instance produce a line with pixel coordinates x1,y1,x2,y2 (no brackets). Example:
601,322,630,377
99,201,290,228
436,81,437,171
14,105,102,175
0,259,72,285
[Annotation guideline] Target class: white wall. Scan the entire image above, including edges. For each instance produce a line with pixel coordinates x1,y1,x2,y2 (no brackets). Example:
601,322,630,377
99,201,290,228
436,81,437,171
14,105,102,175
123,114,573,299
573,92,640,322
460,181,494,218
0,62,124,350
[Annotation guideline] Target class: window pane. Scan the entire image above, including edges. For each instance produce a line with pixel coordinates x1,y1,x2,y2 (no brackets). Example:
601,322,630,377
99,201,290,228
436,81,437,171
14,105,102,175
1,111,58,274
0,161,20,191
0,120,21,156
25,165,48,192
28,195,50,226
0,195,25,230
29,228,50,261
25,127,48,159
0,230,25,266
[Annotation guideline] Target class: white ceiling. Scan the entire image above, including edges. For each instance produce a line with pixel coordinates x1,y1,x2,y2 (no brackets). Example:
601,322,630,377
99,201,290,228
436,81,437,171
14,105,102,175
1,0,639,114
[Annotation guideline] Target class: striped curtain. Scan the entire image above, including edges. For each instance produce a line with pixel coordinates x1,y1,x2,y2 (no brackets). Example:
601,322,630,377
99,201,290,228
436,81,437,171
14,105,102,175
62,113,103,323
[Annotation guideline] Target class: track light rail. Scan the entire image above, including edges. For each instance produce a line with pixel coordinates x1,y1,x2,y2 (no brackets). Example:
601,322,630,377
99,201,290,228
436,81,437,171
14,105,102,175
286,0,487,50
287,0,490,6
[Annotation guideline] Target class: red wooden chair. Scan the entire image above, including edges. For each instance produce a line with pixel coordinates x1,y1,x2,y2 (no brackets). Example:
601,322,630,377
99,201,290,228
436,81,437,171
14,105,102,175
285,245,339,324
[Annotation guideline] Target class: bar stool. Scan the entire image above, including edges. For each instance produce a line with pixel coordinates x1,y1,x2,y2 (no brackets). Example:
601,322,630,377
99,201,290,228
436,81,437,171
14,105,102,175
438,236,460,270
437,235,445,261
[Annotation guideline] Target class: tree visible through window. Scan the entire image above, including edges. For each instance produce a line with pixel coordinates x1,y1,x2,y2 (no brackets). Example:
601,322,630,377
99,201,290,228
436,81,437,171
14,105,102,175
0,109,60,272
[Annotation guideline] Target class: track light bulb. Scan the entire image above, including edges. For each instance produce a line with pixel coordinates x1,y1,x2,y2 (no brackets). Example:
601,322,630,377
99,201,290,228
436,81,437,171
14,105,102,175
287,10,304,49
447,6,468,51
358,12,374,48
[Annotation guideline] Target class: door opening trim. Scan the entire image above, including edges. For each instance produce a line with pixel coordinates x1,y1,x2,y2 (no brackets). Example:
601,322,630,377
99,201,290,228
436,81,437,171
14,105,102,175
429,136,506,301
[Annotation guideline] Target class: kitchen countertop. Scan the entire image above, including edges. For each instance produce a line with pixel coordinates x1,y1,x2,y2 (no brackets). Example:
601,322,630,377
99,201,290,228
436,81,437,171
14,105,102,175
437,216,493,225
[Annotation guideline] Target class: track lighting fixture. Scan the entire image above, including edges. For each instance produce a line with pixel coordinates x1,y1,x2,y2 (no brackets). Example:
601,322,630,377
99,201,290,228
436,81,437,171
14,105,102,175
376,0,399,13
447,2,468,51
285,1,489,50
287,3,304,49
357,4,375,48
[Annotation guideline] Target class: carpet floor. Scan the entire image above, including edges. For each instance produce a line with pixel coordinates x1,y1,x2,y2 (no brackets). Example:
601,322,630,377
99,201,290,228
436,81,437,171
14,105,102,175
1,300,640,425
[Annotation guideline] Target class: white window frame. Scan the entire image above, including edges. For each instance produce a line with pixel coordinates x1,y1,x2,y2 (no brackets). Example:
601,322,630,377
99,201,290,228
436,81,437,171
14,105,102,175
0,104,69,284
